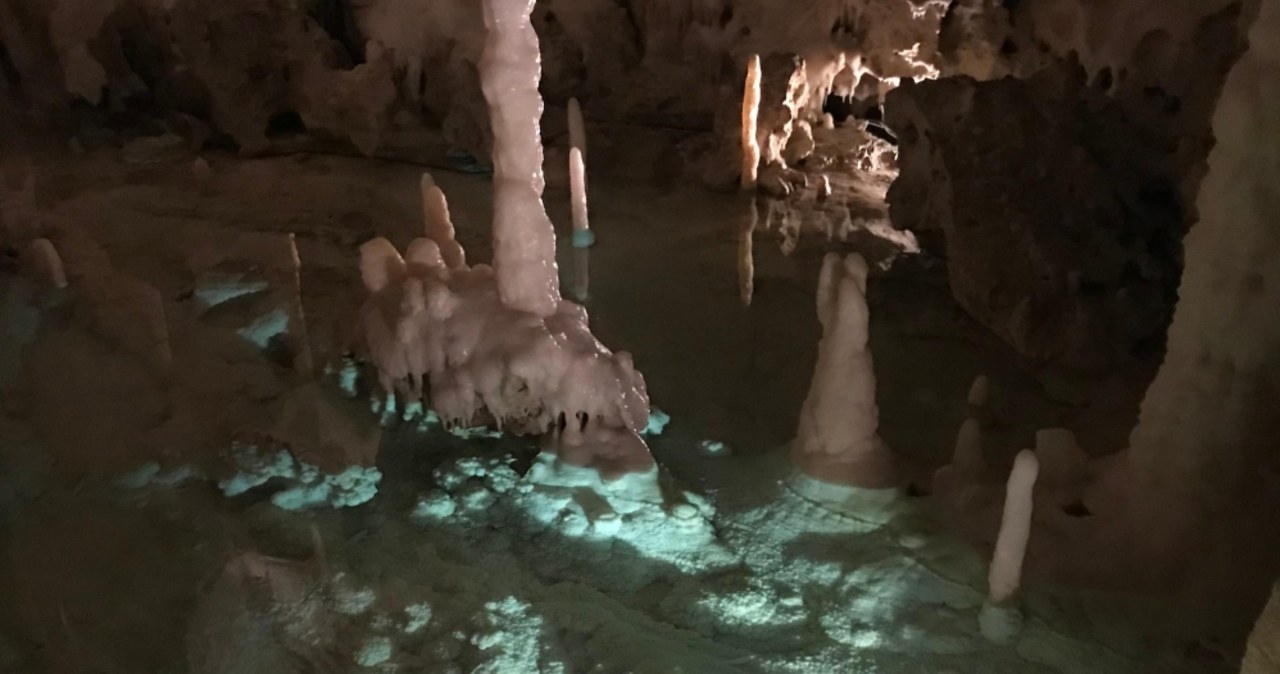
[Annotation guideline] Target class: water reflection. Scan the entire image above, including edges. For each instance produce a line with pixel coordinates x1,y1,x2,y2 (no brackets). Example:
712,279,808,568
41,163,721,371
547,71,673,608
738,196,757,306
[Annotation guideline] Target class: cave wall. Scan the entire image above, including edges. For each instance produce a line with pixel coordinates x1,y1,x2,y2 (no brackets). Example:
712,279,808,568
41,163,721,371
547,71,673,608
884,1,1253,370
1121,0,1277,551
885,65,1189,369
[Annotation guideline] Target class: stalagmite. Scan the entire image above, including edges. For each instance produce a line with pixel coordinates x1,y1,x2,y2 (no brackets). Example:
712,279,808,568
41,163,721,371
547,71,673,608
791,252,896,488
569,147,594,248
358,237,406,294
420,173,467,270
478,0,560,317
567,96,586,156
740,54,762,191
980,449,1039,643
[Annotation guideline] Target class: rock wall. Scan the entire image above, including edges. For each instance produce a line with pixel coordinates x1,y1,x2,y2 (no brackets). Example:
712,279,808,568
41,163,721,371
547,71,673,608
885,63,1188,369
884,2,1252,369
1120,0,1276,556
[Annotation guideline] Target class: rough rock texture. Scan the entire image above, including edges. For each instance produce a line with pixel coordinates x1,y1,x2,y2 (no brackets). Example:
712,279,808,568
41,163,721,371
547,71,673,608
0,0,958,162
756,53,811,169
1112,0,1277,582
0,0,397,155
878,0,1252,369
886,62,1189,368
936,0,1015,79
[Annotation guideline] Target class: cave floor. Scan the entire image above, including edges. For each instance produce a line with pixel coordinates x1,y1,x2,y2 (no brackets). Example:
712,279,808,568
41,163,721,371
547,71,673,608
0,146,1231,672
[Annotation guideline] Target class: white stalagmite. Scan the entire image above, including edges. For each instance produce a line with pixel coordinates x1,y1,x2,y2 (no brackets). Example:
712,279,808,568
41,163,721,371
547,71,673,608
356,15,660,476
478,0,560,317
358,237,405,294
980,448,1038,643
567,96,586,156
420,173,466,270
989,449,1038,605
740,54,762,191
569,147,593,248
792,252,896,488
354,0,661,482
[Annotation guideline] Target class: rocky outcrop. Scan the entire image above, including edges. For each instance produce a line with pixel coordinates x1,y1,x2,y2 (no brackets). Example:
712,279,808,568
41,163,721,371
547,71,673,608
885,62,1190,369
0,0,397,155
884,0,1251,370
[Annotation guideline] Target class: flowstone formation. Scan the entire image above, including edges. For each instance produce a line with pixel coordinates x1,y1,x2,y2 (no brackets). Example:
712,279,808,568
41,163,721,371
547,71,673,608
355,0,658,482
357,230,653,478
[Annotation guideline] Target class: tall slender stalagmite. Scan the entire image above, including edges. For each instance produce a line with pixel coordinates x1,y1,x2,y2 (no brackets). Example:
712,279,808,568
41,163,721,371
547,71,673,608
478,0,560,317
980,449,1038,643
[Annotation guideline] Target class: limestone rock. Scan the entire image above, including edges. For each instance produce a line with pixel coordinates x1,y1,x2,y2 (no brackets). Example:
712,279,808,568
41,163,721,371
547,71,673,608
885,62,1189,368
756,53,810,169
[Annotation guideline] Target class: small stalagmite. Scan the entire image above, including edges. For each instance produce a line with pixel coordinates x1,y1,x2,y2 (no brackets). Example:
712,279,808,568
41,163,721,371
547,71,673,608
420,173,467,270
980,449,1039,643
